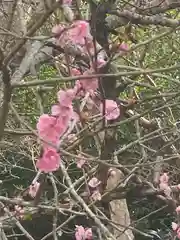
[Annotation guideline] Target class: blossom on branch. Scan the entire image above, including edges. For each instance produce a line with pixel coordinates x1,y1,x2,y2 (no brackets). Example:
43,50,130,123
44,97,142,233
36,148,61,173
29,181,40,198
75,225,93,240
100,99,120,121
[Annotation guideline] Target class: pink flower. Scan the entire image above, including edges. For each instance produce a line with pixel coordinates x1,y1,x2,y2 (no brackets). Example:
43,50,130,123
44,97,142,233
14,205,24,219
159,173,169,184
51,105,78,137
177,229,180,239
172,222,180,239
36,148,61,173
75,226,85,240
76,155,86,169
57,89,75,108
172,222,178,231
100,100,120,121
119,43,129,52
71,68,81,76
29,182,40,198
176,206,180,213
88,177,101,188
37,114,63,144
96,58,106,68
159,182,171,197
70,20,92,46
91,190,101,201
159,173,172,197
79,71,98,93
75,226,92,240
84,228,93,239
53,20,92,47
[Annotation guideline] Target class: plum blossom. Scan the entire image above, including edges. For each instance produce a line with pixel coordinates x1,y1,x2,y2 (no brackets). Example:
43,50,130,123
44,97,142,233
75,225,93,240
172,222,180,239
177,229,180,239
91,190,102,201
159,172,169,184
52,20,92,47
14,205,24,219
76,154,86,169
88,177,101,201
79,78,98,95
57,89,75,108
100,100,120,121
29,181,40,198
119,43,129,52
36,148,61,173
51,105,74,127
88,177,101,188
172,222,178,231
159,172,171,197
70,20,92,45
71,68,98,95
37,114,63,144
71,68,81,76
176,206,180,213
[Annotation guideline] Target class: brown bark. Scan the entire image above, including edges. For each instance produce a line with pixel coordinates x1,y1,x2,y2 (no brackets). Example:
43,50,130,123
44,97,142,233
106,168,134,240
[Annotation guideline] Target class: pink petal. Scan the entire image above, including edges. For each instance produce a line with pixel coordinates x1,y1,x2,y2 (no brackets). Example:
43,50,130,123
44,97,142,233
36,148,61,173
71,68,81,76
85,228,93,240
37,114,68,145
88,177,101,188
37,114,56,134
29,182,40,198
100,100,120,121
96,58,106,68
51,105,61,116
77,157,86,169
159,173,169,184
57,89,75,107
70,20,92,45
91,190,101,201
119,43,129,52
79,71,98,93
75,226,86,240
172,222,178,231
176,206,180,213
37,114,63,144
177,229,180,239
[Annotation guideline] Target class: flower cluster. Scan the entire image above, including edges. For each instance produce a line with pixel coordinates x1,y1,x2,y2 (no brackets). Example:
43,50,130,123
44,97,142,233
33,17,124,239
172,222,180,239
88,177,102,201
36,20,121,173
36,88,78,173
75,225,93,240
